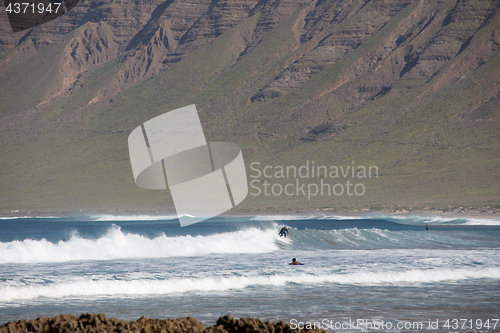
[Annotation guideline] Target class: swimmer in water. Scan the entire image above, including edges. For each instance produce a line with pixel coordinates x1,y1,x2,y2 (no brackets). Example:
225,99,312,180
289,258,303,265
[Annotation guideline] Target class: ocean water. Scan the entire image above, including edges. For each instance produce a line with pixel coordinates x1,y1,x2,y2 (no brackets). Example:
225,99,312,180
1,214,499,332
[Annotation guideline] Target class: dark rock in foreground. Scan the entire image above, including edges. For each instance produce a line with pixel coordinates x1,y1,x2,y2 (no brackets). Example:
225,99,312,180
0,313,326,333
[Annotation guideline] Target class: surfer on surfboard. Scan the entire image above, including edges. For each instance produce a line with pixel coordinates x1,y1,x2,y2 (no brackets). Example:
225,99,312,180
279,226,289,238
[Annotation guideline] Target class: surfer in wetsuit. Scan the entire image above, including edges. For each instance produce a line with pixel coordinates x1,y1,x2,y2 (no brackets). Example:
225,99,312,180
425,225,429,230
279,226,289,238
289,258,302,265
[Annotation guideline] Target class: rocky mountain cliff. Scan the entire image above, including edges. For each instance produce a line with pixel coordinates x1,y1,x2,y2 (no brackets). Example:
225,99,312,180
0,0,499,213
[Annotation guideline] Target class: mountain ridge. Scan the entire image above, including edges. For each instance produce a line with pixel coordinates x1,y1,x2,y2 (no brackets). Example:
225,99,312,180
0,0,498,214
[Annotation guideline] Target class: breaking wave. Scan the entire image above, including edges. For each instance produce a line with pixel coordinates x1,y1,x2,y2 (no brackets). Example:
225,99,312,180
1,267,499,302
281,227,500,250
0,225,279,264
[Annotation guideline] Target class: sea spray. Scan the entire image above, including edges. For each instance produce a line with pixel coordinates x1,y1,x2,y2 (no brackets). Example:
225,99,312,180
0,225,279,264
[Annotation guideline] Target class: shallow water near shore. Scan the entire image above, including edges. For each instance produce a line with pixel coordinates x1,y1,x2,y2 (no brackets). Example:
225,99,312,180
1,214,499,331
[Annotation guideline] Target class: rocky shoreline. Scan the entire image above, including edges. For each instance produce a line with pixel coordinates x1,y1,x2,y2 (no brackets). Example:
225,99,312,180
0,314,326,333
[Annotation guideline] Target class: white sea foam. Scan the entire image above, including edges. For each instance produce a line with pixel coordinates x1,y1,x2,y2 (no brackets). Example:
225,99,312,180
92,214,178,221
1,224,496,264
362,214,500,225
0,216,61,220
1,267,499,302
253,213,500,225
461,218,500,225
253,214,316,221
0,225,279,264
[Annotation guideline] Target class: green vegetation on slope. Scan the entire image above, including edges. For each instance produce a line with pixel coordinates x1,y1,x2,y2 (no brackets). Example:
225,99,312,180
0,0,498,214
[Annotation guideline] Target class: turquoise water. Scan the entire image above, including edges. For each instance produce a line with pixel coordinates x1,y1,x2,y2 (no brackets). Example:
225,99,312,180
1,214,499,331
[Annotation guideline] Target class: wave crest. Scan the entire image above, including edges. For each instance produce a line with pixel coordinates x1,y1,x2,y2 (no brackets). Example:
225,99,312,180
1,267,499,302
0,225,279,264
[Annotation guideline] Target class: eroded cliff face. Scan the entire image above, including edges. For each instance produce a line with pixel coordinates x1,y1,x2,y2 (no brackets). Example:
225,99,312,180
1,0,313,103
251,0,500,139
0,0,498,211
2,0,498,107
